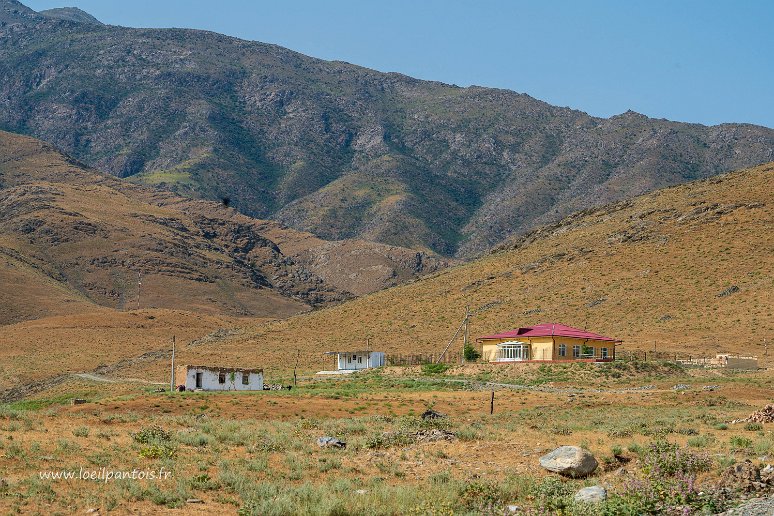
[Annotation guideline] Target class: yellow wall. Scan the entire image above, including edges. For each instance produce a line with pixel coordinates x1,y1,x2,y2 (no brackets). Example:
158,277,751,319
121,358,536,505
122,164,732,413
481,343,499,362
531,337,554,360
479,336,616,361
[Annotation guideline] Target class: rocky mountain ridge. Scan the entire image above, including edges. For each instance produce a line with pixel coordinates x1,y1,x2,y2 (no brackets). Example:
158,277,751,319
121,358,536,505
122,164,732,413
1,0,773,258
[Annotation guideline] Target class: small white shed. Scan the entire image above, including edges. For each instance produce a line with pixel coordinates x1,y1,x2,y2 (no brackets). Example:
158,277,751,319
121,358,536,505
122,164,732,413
325,351,385,371
176,365,264,391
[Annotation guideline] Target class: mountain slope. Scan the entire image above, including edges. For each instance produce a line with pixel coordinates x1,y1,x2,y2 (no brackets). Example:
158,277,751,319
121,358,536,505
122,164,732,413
180,162,773,373
0,130,446,324
38,7,102,25
1,1,773,257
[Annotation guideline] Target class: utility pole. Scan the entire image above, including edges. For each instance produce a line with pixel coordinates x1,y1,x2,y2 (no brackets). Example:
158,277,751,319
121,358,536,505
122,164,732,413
170,335,176,392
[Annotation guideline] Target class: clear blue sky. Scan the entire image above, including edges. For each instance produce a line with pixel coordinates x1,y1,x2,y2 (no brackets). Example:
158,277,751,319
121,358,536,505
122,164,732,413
25,0,774,127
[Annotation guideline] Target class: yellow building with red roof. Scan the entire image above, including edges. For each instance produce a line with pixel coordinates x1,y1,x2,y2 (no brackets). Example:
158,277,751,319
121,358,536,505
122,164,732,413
477,323,621,362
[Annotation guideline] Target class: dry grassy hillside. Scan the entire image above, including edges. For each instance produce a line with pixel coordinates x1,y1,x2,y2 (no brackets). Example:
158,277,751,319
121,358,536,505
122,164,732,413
0,309,233,391
0,130,446,325
172,163,773,376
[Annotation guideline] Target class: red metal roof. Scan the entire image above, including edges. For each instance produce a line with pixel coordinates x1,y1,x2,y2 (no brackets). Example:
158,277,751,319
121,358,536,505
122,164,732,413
477,323,618,342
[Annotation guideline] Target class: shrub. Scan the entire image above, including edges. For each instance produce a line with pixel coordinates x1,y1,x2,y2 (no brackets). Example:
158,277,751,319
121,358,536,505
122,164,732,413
144,484,187,508
365,431,413,449
612,441,724,513
463,345,481,362
730,436,753,450
72,426,90,438
687,435,715,448
532,477,573,512
139,443,176,459
458,480,504,510
754,437,774,456
132,426,171,444
614,474,728,515
607,428,633,438
249,435,285,453
318,457,341,473
744,422,763,432
430,471,452,485
421,363,449,375
133,425,175,459
641,440,712,477
455,426,479,442
189,473,220,491
176,432,212,448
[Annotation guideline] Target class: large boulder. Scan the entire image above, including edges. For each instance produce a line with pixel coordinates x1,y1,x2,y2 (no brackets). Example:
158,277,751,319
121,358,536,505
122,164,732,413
574,486,607,503
539,446,598,477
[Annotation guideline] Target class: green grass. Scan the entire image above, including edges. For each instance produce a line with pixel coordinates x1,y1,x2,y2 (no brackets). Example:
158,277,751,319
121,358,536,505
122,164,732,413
7,391,96,411
130,168,198,188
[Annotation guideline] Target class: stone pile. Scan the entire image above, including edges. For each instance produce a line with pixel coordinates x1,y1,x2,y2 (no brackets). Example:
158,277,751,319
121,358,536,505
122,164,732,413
731,404,774,424
719,460,774,492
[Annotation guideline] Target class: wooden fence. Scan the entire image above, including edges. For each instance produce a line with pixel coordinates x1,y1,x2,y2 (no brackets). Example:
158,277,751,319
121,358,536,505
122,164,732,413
385,353,462,366
384,350,728,366
615,350,714,363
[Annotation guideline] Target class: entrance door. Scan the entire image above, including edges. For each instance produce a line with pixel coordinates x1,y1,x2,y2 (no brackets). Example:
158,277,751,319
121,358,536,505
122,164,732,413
195,372,203,389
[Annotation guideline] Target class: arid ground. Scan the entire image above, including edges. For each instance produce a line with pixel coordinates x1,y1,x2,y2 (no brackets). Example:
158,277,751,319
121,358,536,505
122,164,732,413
2,359,774,514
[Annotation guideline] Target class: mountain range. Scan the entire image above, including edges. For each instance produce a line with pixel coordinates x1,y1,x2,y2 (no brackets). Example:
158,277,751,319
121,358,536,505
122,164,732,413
2,0,773,258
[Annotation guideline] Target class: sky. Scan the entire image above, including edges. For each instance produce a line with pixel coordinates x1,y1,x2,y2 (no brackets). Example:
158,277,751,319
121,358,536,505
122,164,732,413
25,0,774,128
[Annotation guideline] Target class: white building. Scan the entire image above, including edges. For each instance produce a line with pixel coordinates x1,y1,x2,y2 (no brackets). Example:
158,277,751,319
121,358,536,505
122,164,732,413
325,351,385,371
176,365,264,391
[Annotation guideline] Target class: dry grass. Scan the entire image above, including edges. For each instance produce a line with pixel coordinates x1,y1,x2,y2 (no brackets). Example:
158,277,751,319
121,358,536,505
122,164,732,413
2,366,773,514
0,309,236,390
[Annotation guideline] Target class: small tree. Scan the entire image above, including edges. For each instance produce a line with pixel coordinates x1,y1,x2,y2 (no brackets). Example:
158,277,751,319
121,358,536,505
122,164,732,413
464,344,481,362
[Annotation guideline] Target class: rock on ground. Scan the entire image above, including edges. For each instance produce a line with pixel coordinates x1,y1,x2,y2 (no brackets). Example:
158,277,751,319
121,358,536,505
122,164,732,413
720,494,774,515
317,436,346,449
574,486,607,503
539,446,598,477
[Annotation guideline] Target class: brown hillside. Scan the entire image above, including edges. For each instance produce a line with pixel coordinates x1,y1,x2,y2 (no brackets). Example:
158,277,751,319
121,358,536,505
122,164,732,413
0,130,447,324
166,162,773,376
0,309,231,391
